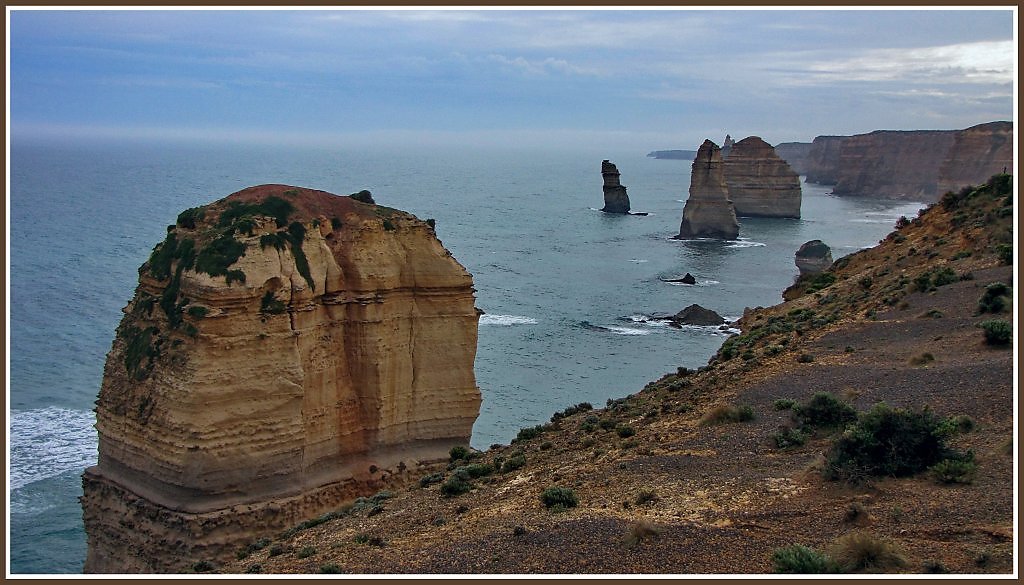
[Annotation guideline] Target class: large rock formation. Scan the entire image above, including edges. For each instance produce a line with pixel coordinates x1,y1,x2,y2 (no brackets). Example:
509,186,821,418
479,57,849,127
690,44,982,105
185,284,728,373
723,136,802,218
81,185,482,573
803,122,1013,201
795,239,833,277
600,160,631,213
937,121,1014,194
676,140,740,240
773,142,813,176
671,304,726,326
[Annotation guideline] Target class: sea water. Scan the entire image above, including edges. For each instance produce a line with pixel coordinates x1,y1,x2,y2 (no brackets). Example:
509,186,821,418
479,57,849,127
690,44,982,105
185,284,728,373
7,139,925,573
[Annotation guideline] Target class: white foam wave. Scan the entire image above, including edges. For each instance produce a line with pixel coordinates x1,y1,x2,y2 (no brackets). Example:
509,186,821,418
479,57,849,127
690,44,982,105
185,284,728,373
479,314,538,326
725,240,767,249
603,325,651,336
628,259,649,263
664,279,720,287
9,407,97,490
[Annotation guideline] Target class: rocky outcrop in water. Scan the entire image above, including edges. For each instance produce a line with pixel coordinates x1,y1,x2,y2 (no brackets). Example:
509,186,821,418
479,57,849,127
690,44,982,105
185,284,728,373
795,240,833,277
671,304,726,326
723,136,802,218
676,140,740,240
803,122,1013,201
600,160,631,214
81,185,482,572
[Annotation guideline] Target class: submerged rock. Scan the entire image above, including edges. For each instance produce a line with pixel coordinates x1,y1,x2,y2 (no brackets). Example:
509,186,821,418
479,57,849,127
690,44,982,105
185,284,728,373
600,160,631,214
723,136,802,218
795,239,834,277
662,273,697,285
675,140,740,240
82,185,482,572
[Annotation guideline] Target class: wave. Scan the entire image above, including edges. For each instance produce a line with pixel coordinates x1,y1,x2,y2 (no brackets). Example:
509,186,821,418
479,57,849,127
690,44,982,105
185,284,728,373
725,239,767,249
603,325,651,336
628,259,649,263
9,407,97,490
662,278,720,287
479,314,538,326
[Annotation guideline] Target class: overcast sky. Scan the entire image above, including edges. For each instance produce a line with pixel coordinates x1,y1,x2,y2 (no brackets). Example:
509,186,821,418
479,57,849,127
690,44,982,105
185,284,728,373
8,8,1017,151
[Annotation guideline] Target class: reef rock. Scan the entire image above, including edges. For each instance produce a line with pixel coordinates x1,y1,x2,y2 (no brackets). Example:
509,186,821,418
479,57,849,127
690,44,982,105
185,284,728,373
600,160,631,214
795,240,833,277
81,185,482,573
723,136,802,218
676,140,740,240
671,304,726,326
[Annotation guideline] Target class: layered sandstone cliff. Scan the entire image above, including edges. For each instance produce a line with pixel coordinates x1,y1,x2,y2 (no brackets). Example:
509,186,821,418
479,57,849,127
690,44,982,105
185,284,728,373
81,185,481,572
937,121,1014,195
600,160,631,213
804,122,1013,201
723,136,802,218
676,140,740,240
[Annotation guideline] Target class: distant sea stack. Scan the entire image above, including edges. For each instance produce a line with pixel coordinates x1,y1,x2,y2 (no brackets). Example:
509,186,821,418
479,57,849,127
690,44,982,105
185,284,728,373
600,160,631,214
721,134,735,158
804,121,1013,201
723,136,802,218
646,150,698,160
676,140,740,240
81,185,482,572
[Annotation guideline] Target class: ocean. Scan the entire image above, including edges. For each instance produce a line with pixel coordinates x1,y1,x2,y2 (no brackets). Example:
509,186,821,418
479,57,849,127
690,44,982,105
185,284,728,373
7,139,925,573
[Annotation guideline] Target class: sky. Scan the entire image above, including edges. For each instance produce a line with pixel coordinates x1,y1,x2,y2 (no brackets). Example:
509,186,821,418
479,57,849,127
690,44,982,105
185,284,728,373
7,8,1017,151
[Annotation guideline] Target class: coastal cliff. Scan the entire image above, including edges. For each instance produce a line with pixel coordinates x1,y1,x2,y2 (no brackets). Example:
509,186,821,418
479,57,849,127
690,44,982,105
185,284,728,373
676,140,740,240
723,136,802,218
81,185,481,572
804,122,1013,200
773,142,813,176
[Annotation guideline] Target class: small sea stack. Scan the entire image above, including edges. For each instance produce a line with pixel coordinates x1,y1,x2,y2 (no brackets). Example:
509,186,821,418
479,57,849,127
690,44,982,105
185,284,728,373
600,160,631,214
675,140,740,240
795,239,833,276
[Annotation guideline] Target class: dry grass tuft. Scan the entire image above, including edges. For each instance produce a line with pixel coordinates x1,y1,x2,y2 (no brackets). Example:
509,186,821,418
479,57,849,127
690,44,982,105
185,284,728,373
623,519,662,548
827,531,906,573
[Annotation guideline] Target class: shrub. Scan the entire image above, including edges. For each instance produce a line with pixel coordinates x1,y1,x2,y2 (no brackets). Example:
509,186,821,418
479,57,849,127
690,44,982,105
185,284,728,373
218,196,294,228
773,399,795,411
191,560,214,572
514,425,546,442
894,216,910,229
296,546,316,559
700,404,754,425
793,392,857,430
449,445,469,461
186,305,208,319
245,564,262,574
827,531,906,572
615,424,636,438
598,418,618,431
980,319,1012,345
319,564,342,574
623,519,662,547
931,453,977,484
996,243,1013,265
824,403,958,481
978,282,1010,313
500,453,526,473
772,544,838,574
350,190,375,204
176,207,205,229
419,472,444,487
772,426,809,449
439,471,472,497
908,352,935,366
635,490,659,505
195,233,246,278
461,463,495,478
540,487,578,509
796,353,815,363
931,267,958,287
551,402,593,422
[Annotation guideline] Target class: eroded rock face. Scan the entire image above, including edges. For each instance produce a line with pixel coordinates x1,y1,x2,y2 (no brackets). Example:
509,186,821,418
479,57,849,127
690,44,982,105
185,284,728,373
795,239,833,277
723,136,802,218
803,135,847,185
82,185,481,572
937,121,1014,195
676,140,740,240
600,160,631,213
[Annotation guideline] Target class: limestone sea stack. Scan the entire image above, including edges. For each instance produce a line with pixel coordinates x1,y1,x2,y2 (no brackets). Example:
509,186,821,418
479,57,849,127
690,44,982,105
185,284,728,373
81,185,482,572
795,239,833,277
723,136,802,218
676,140,740,240
600,160,631,213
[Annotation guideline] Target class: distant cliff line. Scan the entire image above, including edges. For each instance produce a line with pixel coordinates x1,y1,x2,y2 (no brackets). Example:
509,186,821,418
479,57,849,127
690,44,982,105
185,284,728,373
656,121,1012,201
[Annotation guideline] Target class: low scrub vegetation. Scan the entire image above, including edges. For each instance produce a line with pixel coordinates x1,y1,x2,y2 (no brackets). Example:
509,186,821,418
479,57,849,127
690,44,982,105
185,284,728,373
540,487,578,510
699,403,754,426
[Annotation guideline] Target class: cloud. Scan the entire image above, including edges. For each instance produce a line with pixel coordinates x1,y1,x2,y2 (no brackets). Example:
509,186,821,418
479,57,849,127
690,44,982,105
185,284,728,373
483,53,601,77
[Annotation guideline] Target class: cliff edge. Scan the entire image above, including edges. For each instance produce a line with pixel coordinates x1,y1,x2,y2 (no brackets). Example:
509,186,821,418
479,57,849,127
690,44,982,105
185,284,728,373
81,185,482,572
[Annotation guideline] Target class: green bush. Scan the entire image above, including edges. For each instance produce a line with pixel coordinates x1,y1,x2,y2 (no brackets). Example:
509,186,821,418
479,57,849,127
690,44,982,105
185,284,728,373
350,190,375,204
793,392,857,430
772,426,809,449
218,196,294,229
449,445,469,461
461,463,495,479
772,544,838,574
978,282,1010,313
540,487,578,509
996,243,1013,265
931,454,977,484
824,403,959,482
615,424,636,438
419,472,444,487
500,453,526,473
176,207,205,229
195,233,246,277
439,470,472,497
551,402,593,422
773,399,796,411
931,267,958,287
319,564,342,574
981,319,1012,345
191,560,214,572
186,305,208,319
514,424,546,442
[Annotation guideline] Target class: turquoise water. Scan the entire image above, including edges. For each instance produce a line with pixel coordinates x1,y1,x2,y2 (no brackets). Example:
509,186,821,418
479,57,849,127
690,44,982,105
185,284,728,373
7,139,925,573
